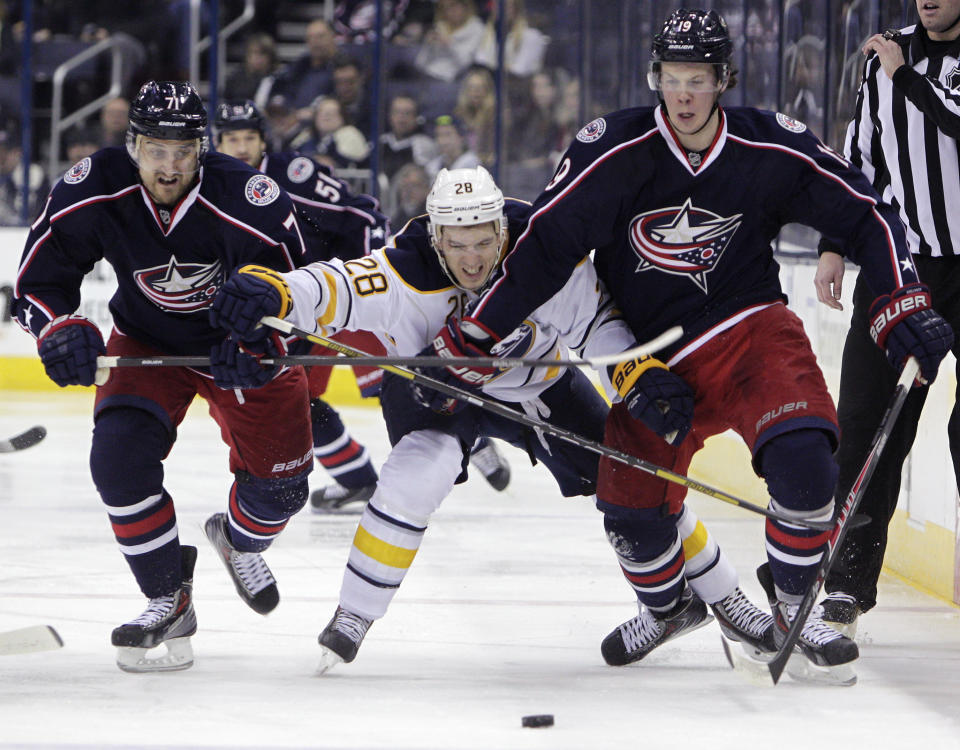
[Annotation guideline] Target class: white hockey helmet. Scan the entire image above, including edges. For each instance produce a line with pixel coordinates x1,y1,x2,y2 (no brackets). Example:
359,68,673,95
426,166,506,288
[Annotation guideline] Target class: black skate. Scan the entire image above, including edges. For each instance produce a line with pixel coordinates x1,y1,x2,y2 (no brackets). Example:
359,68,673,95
819,591,860,638
316,606,373,674
310,482,376,514
469,437,511,491
204,512,279,615
601,587,712,666
711,587,777,655
111,545,198,673
757,563,859,686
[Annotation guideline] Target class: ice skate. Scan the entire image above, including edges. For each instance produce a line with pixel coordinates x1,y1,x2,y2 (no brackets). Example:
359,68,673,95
111,545,198,673
712,586,777,660
601,587,712,666
757,563,859,686
819,591,860,638
310,481,377,514
204,512,279,615
469,437,511,491
316,606,373,675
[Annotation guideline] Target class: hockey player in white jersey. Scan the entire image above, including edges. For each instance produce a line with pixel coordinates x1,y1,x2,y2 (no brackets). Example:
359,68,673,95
209,166,776,672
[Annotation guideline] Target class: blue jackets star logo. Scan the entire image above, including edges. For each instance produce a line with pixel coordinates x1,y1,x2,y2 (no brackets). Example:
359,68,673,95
134,256,225,313
628,198,742,293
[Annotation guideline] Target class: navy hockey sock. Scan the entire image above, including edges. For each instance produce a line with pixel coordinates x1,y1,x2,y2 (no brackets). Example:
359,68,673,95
227,469,310,552
603,511,685,611
311,399,377,488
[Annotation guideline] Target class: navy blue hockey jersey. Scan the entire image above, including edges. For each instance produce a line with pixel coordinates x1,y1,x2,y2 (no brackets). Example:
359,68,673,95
257,152,389,263
471,106,918,351
14,148,307,356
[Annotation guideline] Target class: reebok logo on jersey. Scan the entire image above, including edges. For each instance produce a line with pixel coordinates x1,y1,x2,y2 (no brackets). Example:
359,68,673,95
628,198,742,293
134,256,224,312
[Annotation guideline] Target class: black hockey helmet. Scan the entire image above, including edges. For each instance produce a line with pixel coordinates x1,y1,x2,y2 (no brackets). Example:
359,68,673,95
651,8,732,65
213,99,267,142
127,80,208,168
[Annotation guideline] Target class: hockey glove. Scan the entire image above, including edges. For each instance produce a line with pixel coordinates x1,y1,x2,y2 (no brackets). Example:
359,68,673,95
209,333,287,389
209,265,294,341
37,314,106,387
409,322,496,415
868,283,954,385
610,355,694,446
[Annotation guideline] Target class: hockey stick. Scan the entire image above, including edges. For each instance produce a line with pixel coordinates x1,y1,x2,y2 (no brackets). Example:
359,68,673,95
764,357,919,685
0,625,64,655
0,425,47,453
261,316,837,531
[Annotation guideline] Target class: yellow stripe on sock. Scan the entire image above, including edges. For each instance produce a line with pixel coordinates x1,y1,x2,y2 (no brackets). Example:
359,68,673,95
681,520,709,560
353,524,419,569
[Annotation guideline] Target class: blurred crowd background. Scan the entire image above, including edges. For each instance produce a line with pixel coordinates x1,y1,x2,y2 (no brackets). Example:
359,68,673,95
0,0,923,243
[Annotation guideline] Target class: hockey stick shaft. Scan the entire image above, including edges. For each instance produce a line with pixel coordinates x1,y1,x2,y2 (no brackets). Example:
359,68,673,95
262,316,835,531
766,357,919,684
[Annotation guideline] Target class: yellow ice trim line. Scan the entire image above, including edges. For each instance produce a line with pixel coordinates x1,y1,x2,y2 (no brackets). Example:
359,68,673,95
353,525,418,569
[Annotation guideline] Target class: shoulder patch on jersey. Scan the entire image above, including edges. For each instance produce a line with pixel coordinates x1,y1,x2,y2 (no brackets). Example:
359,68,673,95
775,112,807,133
576,117,607,143
63,157,92,184
287,156,315,183
245,174,280,205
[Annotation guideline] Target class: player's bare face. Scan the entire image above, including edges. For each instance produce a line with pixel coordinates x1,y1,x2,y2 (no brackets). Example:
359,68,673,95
659,62,724,150
137,137,200,205
917,0,960,38
218,129,265,168
439,223,501,291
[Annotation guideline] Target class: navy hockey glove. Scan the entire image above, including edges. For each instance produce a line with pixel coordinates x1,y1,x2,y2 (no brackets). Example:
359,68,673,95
869,283,954,385
610,356,694,446
209,265,293,341
37,314,106,387
410,321,496,415
209,333,287,389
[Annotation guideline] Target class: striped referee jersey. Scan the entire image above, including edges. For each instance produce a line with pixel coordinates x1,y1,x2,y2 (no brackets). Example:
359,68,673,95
844,24,960,257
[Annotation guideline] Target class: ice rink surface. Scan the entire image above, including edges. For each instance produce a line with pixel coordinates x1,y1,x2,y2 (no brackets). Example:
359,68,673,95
1,392,958,750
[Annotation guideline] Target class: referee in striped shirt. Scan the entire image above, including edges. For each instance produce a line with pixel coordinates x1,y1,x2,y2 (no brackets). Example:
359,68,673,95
814,0,960,634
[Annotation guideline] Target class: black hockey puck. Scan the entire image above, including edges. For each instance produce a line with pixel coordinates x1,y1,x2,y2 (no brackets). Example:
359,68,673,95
521,714,554,728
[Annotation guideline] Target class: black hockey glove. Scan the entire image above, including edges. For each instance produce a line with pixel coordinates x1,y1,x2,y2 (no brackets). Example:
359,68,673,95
209,333,287,389
609,355,694,446
37,314,106,387
869,283,954,385
209,265,293,341
409,320,498,414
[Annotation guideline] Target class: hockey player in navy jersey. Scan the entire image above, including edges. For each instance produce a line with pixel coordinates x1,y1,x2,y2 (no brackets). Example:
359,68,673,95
209,165,779,673
213,100,512,510
13,81,317,672
418,10,953,679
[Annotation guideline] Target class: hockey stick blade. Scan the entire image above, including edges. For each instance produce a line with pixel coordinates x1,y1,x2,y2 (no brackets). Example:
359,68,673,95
262,316,835,531
0,625,64,655
765,357,919,685
0,425,47,453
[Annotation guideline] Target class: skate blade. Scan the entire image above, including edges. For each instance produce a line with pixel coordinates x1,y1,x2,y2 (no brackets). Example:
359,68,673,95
785,653,857,686
822,619,858,639
720,633,775,687
316,645,345,676
116,636,194,673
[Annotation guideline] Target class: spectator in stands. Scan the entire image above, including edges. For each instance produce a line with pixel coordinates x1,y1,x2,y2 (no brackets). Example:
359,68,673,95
332,56,372,131
97,96,130,148
474,0,549,78
453,66,496,165
387,161,430,229
782,35,826,134
507,67,566,168
414,0,486,82
64,126,100,165
0,127,48,225
224,32,278,105
332,0,433,44
378,94,437,181
264,94,308,153
295,96,370,170
424,113,479,177
271,18,340,120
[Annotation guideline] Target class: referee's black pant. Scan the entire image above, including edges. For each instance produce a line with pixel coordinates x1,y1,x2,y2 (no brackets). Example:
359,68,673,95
826,255,960,611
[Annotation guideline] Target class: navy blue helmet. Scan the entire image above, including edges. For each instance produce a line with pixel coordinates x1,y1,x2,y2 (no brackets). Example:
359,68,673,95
651,8,732,65
213,100,267,141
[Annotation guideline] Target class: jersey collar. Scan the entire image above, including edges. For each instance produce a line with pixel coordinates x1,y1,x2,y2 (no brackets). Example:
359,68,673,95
655,105,728,176
139,166,203,236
